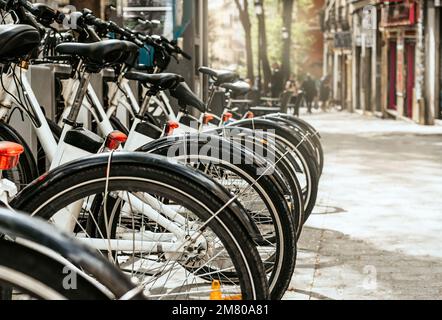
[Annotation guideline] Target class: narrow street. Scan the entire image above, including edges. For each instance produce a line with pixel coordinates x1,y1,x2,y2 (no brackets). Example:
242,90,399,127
286,111,442,300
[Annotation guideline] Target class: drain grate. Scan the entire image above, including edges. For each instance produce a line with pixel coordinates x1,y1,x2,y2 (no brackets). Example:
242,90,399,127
312,205,346,215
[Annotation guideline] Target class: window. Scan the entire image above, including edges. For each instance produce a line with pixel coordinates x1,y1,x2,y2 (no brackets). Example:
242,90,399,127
124,0,174,38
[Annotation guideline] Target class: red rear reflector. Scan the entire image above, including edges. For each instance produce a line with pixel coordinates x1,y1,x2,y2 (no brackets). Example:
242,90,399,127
222,112,233,123
106,131,128,150
165,120,180,136
0,142,24,170
203,114,214,125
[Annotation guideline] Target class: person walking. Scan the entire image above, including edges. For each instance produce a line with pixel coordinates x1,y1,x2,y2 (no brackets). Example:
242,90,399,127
301,74,317,114
270,62,284,98
319,75,331,112
285,75,300,115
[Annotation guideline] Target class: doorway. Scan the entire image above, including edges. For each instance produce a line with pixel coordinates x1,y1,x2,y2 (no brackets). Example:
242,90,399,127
355,46,361,110
363,48,372,112
340,54,347,109
404,41,415,119
388,41,397,110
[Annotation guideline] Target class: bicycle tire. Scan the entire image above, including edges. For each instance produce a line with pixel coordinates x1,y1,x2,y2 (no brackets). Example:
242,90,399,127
264,114,324,175
231,119,320,223
0,208,142,300
261,115,324,176
0,240,112,300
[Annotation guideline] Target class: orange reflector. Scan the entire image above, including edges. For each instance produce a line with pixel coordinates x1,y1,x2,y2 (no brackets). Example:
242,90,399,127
245,111,254,119
222,112,233,123
0,142,24,170
209,280,242,300
209,280,222,300
223,294,243,300
105,131,128,150
165,120,180,136
203,114,214,125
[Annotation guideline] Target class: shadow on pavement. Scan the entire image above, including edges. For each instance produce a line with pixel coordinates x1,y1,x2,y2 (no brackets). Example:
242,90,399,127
297,226,442,299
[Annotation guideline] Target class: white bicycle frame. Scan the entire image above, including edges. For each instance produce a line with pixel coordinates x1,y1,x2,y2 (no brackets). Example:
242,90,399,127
60,67,239,143
106,76,211,135
61,71,199,148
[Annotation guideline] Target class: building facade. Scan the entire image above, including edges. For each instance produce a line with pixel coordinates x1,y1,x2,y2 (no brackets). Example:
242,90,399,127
299,0,326,79
323,0,353,110
323,0,442,125
207,0,246,72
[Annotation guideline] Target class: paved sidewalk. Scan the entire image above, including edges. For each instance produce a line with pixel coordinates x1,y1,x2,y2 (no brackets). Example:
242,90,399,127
285,111,442,300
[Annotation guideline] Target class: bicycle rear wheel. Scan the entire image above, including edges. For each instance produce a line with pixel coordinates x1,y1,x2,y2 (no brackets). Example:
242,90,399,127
139,134,298,299
12,152,269,300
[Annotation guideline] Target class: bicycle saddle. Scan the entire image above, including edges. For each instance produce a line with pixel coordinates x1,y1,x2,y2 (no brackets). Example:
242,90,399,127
0,25,40,61
221,80,251,96
198,67,239,86
169,82,206,113
55,40,139,67
125,71,184,90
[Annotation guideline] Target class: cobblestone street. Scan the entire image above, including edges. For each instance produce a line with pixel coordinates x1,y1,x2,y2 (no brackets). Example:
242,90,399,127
285,111,442,300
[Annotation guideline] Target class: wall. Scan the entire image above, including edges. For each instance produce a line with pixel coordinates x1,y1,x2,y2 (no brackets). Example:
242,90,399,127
301,0,325,78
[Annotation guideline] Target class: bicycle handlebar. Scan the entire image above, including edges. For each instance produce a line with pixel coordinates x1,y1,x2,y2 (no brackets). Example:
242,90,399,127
5,0,65,26
81,11,191,60
1,0,191,62
159,36,191,60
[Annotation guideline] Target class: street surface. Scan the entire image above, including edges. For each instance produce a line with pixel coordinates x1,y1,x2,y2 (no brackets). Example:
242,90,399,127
286,111,442,300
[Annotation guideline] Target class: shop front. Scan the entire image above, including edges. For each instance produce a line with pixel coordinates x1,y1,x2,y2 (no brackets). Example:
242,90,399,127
380,0,421,121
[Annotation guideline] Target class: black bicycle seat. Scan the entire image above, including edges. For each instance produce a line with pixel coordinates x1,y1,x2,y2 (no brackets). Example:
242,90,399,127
55,40,139,68
221,80,251,96
169,82,206,113
198,67,239,86
125,71,184,90
0,25,40,61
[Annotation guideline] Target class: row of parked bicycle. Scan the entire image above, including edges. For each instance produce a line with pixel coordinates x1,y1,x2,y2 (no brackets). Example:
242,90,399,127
0,0,323,300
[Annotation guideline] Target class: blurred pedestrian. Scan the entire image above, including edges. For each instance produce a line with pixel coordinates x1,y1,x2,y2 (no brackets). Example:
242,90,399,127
285,76,301,116
285,75,298,102
270,62,284,98
319,75,331,112
301,74,317,114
